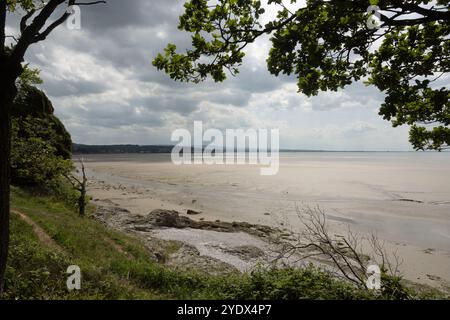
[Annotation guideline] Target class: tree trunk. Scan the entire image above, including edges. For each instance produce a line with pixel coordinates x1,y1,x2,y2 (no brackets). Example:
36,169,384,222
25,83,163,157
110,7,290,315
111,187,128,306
78,159,87,217
78,188,86,217
0,80,15,294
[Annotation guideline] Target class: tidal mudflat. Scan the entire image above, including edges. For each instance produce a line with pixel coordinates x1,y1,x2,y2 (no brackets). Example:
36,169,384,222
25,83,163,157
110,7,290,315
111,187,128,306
80,152,450,289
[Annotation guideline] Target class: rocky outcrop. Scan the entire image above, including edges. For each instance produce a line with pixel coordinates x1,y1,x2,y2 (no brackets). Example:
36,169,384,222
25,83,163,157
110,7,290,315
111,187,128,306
165,244,239,276
92,204,285,275
12,85,72,159
94,205,280,239
215,245,266,262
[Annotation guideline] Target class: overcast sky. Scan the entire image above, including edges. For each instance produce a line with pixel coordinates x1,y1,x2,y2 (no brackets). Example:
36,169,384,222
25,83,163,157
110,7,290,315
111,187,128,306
7,0,422,150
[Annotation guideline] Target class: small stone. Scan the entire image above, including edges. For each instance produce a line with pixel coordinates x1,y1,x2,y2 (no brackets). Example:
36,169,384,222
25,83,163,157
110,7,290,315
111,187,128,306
187,209,202,215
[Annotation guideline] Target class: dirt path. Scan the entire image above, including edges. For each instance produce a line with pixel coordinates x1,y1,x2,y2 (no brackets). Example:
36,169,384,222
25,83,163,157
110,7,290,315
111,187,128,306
11,210,66,255
12,209,134,260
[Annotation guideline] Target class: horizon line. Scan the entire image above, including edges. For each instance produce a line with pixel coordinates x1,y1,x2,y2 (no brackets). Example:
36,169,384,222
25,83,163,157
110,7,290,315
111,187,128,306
71,143,441,153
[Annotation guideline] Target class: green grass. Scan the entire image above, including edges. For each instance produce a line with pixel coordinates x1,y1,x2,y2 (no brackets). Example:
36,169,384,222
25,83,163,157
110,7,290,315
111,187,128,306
1,187,444,300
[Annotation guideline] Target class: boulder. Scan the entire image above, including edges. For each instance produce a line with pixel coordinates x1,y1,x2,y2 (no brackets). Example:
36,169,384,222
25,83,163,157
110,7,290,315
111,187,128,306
187,209,202,215
139,209,195,228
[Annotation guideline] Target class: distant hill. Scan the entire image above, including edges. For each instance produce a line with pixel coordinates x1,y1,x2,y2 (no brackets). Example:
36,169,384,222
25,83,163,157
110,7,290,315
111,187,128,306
73,144,398,154
72,144,174,154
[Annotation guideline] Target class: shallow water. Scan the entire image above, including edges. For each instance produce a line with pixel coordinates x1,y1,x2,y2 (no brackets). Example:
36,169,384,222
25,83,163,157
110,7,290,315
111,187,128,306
82,152,450,250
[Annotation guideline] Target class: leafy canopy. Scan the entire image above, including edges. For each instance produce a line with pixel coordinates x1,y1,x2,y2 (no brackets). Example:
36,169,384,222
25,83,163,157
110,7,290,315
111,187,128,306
6,0,39,11
11,84,73,189
11,116,72,189
153,0,450,150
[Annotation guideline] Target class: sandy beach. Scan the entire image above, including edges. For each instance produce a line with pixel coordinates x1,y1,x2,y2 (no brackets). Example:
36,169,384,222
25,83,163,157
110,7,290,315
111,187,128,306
80,152,450,290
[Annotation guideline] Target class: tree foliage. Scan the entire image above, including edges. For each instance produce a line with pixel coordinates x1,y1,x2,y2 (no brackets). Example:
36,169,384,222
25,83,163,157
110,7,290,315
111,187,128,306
5,0,39,12
10,82,73,189
153,0,450,150
11,116,72,189
12,85,72,159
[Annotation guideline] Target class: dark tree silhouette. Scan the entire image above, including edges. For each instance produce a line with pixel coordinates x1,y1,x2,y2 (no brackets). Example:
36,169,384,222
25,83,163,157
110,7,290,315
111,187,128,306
0,0,105,294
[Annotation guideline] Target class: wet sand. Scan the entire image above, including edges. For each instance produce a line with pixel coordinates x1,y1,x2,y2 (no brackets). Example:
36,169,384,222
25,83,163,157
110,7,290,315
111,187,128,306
80,152,450,289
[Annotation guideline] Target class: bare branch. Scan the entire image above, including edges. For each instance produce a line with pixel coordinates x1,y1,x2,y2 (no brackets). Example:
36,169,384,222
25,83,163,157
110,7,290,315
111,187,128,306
74,1,106,5
270,206,405,291
63,158,89,216
11,0,106,69
33,10,71,42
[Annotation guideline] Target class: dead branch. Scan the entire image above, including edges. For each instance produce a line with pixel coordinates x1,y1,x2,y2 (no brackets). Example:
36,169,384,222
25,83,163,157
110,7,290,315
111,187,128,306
63,158,88,216
270,206,403,290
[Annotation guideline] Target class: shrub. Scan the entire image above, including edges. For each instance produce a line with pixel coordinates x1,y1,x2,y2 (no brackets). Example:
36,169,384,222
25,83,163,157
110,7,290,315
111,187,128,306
11,116,73,189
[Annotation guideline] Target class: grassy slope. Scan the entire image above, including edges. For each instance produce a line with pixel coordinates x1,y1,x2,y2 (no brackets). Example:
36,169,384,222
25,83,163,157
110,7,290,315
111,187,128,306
1,188,440,300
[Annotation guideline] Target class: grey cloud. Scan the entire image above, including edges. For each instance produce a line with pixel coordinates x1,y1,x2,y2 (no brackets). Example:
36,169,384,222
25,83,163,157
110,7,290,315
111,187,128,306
132,95,199,116
307,82,384,112
59,101,166,129
79,0,183,31
43,78,109,97
5,1,407,149
228,66,290,93
341,123,377,137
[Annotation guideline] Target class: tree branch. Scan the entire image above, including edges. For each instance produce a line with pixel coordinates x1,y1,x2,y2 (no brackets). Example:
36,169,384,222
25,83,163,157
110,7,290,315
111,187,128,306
11,0,66,67
33,10,72,43
397,2,450,20
381,15,447,27
34,1,106,42
74,1,106,5
0,0,6,55
10,0,106,76
20,9,36,33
